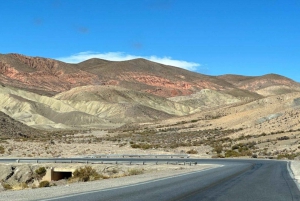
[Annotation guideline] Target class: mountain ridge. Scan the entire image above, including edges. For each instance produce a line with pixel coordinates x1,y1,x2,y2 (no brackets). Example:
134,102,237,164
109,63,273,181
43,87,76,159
2,53,298,98
0,53,300,132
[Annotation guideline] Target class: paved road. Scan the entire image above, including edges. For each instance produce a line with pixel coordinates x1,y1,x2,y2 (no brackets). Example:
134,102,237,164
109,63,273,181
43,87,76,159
35,159,300,201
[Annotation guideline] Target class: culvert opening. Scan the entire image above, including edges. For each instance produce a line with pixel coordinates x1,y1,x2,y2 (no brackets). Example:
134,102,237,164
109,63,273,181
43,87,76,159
52,171,72,181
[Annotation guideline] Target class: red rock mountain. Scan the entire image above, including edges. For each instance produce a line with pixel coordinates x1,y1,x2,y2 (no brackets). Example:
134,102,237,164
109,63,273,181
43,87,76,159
0,53,299,98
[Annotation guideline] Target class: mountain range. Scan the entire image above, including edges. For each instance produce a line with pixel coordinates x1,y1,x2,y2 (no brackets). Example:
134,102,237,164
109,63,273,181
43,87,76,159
1,53,300,133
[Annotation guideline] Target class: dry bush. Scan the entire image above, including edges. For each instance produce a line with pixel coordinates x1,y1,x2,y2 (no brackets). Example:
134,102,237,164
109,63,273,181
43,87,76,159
35,167,46,175
0,146,5,154
39,181,50,188
186,149,198,154
127,168,144,176
2,183,12,190
72,166,100,182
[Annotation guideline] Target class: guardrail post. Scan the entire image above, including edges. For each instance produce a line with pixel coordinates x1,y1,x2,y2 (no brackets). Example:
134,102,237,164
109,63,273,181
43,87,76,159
143,161,145,165
130,161,132,165
116,161,118,164
17,159,19,163
156,161,158,165
190,162,192,166
86,160,88,164
37,160,38,163
167,161,169,165
71,160,72,163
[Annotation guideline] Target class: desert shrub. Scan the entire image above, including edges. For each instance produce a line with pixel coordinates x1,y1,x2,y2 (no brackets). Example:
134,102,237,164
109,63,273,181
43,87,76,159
277,153,299,160
213,145,223,154
277,136,290,141
127,168,144,175
0,146,5,154
131,144,141,148
2,183,12,190
186,149,198,154
35,167,46,176
225,150,240,158
17,182,29,189
72,166,100,182
39,181,50,188
112,168,119,174
217,154,225,158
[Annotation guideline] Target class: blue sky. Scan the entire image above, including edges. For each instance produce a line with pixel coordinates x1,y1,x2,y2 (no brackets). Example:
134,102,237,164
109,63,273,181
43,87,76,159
1,0,300,81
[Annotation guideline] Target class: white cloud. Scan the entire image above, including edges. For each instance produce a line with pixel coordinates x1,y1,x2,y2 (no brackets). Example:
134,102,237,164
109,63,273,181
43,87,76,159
56,51,200,71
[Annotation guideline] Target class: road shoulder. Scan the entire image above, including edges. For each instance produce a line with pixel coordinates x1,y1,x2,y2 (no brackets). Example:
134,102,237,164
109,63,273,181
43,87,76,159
290,160,300,190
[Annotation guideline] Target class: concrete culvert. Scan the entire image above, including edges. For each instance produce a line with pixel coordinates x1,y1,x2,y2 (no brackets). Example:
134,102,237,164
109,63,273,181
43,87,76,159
43,167,75,181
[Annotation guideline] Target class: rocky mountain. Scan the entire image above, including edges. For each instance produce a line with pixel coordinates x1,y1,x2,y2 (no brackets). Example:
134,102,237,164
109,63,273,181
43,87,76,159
218,74,300,96
0,54,100,96
0,53,300,131
0,54,240,97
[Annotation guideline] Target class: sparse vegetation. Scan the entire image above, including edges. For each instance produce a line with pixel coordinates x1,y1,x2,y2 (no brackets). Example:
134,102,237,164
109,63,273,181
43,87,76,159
186,149,198,154
39,181,50,188
225,150,241,157
35,167,46,176
72,166,100,182
0,145,4,154
277,153,300,160
2,183,12,190
127,168,144,175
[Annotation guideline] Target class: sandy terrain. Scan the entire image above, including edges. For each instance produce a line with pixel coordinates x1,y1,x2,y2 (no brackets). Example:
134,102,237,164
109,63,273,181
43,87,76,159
0,130,212,158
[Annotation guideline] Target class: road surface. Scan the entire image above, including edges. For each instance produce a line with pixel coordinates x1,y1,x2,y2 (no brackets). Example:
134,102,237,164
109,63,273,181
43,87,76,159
26,159,300,201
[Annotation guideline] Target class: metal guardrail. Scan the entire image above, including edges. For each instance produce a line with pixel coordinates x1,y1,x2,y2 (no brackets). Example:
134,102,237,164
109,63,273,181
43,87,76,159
81,154,190,159
14,158,197,166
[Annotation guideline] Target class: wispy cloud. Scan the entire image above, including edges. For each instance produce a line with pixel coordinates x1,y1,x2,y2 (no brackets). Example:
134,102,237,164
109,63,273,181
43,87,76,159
56,51,200,71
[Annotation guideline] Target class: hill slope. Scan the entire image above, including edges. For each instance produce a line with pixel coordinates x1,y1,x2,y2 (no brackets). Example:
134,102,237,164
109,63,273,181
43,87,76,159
0,53,300,131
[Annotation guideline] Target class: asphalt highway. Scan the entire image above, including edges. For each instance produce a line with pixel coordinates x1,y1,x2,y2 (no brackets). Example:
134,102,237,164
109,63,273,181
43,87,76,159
31,159,300,201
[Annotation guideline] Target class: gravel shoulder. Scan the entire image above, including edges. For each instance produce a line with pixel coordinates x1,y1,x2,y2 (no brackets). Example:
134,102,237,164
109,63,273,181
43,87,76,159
0,164,217,201
291,160,300,189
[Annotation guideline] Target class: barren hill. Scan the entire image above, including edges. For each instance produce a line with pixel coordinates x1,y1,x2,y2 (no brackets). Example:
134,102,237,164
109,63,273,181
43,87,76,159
0,54,100,96
0,54,235,98
1,53,299,99
1,53,300,160
218,74,300,96
0,111,43,138
1,53,300,131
